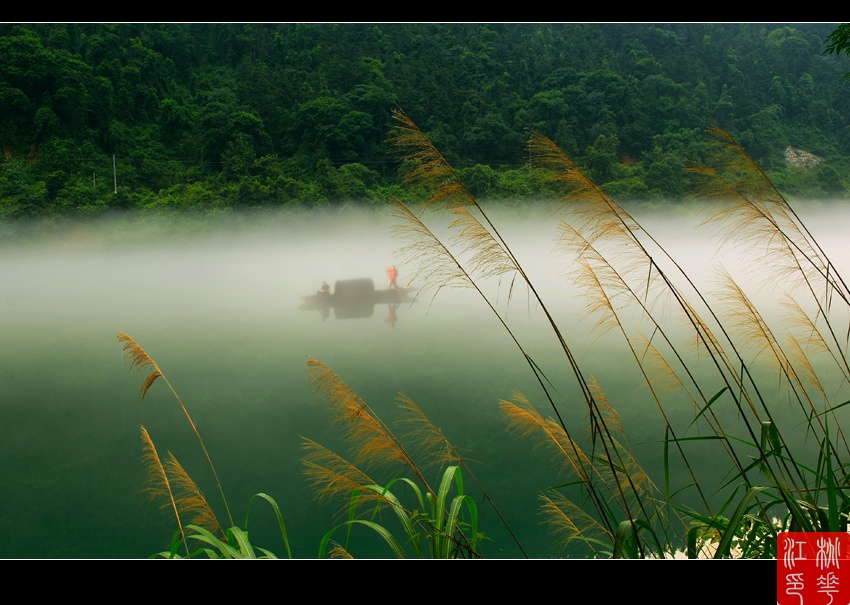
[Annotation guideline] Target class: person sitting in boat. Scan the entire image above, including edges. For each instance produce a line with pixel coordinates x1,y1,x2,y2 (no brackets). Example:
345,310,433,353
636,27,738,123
318,281,330,296
386,265,398,290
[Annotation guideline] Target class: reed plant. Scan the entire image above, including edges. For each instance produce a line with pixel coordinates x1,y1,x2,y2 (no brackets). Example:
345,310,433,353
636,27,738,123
300,359,494,558
377,110,850,558
120,334,492,558
119,332,292,559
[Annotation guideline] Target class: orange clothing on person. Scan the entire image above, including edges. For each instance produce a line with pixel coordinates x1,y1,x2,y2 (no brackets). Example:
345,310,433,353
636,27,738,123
386,266,398,289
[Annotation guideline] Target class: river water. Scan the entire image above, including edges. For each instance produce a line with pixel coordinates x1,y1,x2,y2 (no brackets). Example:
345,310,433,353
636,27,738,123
1,199,848,559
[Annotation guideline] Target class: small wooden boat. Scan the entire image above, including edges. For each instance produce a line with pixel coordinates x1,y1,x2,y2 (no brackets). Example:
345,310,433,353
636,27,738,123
299,278,414,319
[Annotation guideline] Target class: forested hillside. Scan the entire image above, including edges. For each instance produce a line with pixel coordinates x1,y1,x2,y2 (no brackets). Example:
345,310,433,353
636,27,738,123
2,22,849,219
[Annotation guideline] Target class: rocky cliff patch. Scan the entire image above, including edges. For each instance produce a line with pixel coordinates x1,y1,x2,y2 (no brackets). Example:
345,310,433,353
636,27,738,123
785,147,823,169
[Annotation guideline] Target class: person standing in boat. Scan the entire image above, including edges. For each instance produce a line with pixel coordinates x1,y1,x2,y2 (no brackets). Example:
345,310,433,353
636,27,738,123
386,265,398,290
318,281,330,296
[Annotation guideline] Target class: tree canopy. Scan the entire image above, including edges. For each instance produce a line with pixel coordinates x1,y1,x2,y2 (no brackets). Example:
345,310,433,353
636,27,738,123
2,23,850,219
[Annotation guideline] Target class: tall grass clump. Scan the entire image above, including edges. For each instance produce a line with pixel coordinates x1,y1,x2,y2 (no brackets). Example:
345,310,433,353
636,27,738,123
119,332,292,559
300,359,506,558
381,110,850,558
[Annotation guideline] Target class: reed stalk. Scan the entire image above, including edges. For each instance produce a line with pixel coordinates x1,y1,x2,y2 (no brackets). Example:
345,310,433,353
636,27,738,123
118,332,234,529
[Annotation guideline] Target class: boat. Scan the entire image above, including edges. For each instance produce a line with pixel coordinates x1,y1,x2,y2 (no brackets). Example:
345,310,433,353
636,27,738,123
299,277,415,319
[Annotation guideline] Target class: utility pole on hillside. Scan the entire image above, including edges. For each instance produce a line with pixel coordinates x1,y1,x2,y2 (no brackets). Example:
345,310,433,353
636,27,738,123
113,155,117,194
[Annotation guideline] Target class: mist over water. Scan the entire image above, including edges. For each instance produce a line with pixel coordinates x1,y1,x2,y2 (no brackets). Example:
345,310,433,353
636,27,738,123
2,199,849,558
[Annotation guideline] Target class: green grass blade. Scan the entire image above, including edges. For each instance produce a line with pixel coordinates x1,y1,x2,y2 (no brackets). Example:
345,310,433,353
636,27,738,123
759,421,782,456
254,547,278,559
246,492,292,559
687,387,728,430
817,399,850,416
613,519,639,559
822,423,839,531
440,494,470,559
183,524,243,558
227,526,257,558
347,519,409,558
435,466,458,531
713,486,767,558
460,494,481,554
369,480,424,558
686,526,701,559
318,522,345,559
663,426,670,496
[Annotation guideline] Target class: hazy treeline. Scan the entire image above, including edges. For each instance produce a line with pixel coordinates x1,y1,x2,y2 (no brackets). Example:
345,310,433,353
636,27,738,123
2,22,849,219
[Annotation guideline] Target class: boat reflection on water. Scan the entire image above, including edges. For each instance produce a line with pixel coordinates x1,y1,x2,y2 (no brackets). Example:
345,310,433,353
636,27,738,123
299,277,415,322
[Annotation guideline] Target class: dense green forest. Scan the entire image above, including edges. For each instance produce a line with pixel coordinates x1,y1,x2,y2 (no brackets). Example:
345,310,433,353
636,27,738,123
2,22,850,219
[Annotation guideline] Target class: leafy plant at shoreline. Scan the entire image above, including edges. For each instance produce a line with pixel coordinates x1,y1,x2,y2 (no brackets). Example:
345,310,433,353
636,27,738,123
313,463,482,559
301,359,497,558
151,493,292,559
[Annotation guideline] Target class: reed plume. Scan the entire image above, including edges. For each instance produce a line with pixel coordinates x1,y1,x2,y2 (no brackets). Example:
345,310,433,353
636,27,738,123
633,333,689,400
118,332,234,528
683,130,850,536
713,268,784,366
387,108,478,213
303,419,480,558
389,112,599,434
784,334,827,404
306,359,432,493
499,392,604,502
165,453,224,538
530,129,754,465
528,129,643,253
539,490,612,556
714,270,849,473
301,437,387,511
119,332,163,401
388,200,476,307
779,297,850,460
714,271,829,427
689,127,850,359
304,361,514,557
587,378,657,501
393,393,459,469
781,293,850,385
501,387,684,557
387,198,574,443
139,425,187,556
388,112,590,412
387,110,534,313
534,124,850,540
690,128,850,453
328,544,354,559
